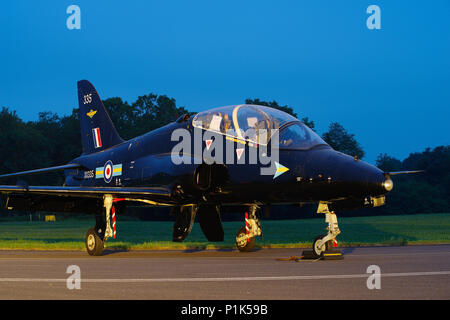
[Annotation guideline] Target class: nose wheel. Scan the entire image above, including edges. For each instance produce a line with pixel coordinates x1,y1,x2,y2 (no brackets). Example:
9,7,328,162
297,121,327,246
312,234,333,258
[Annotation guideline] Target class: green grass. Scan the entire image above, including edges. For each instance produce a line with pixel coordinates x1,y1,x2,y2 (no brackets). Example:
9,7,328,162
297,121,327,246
0,213,449,250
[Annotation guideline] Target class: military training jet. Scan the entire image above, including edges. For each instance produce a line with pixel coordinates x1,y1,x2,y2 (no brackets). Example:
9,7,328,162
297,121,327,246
0,80,420,256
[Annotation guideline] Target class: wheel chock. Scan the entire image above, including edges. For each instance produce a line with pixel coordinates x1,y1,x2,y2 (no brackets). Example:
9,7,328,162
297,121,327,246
322,249,343,260
300,249,343,260
301,250,318,260
276,250,344,262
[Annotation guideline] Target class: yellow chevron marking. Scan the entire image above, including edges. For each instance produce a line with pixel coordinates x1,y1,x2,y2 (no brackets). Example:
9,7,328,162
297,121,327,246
87,109,98,119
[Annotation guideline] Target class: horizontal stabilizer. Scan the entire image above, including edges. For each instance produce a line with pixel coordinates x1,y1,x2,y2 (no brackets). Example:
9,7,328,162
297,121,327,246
0,163,82,179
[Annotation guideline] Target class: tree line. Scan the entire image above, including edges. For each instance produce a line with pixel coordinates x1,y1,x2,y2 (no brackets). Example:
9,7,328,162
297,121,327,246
0,93,448,217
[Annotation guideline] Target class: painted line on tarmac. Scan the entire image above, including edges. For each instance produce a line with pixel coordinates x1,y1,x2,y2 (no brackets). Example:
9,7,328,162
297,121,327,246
0,271,450,283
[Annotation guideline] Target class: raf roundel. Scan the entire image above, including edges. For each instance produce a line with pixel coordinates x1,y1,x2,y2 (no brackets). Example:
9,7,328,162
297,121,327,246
103,160,114,183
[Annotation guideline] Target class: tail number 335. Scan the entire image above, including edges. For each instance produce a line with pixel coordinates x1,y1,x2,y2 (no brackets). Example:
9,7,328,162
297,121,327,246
83,94,92,104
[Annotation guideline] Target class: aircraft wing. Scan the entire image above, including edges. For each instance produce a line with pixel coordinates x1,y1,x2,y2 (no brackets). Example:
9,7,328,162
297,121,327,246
0,185,174,213
0,162,173,204
0,162,175,213
0,185,171,199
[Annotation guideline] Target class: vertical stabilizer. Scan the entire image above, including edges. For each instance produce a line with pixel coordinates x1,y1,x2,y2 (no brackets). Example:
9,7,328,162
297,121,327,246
77,80,123,154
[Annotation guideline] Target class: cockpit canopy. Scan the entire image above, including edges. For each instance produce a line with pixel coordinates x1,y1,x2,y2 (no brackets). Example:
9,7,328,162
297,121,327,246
192,104,328,150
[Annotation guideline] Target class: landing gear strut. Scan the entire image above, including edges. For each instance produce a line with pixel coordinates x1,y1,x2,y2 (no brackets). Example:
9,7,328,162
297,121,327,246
236,205,262,252
85,194,114,256
311,202,341,259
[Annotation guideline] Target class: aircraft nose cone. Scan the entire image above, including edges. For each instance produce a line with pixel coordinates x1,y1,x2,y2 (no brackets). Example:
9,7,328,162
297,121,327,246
328,152,390,197
362,162,387,196
294,149,393,198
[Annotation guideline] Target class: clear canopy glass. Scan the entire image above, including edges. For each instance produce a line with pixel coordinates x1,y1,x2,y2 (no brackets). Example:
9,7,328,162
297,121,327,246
279,123,328,150
192,104,298,145
192,104,327,149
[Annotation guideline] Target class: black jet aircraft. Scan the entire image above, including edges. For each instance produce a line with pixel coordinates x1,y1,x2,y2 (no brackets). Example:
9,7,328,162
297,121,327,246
0,80,420,256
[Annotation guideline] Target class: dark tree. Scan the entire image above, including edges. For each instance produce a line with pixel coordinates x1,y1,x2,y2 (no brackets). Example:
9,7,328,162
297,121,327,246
300,117,315,130
132,93,190,135
375,146,450,215
376,153,402,172
322,122,365,159
102,98,136,140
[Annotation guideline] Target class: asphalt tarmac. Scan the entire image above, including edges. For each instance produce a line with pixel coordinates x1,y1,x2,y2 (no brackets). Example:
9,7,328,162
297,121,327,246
0,245,449,300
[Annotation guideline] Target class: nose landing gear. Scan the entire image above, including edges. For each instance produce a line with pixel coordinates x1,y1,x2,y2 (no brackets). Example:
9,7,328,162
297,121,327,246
308,202,343,260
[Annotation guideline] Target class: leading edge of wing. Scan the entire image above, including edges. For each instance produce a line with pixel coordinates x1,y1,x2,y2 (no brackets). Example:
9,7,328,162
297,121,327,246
0,185,172,199
0,163,83,179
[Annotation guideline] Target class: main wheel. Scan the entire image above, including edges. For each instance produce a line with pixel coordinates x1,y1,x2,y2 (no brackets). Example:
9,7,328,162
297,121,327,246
85,227,104,256
235,226,255,252
312,234,331,258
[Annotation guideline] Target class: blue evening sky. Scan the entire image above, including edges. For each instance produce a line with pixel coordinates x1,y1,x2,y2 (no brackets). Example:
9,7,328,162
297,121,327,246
0,1,449,164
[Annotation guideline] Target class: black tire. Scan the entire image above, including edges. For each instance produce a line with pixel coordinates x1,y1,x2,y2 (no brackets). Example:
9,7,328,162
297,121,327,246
312,234,331,258
235,227,255,252
198,204,224,242
85,227,104,256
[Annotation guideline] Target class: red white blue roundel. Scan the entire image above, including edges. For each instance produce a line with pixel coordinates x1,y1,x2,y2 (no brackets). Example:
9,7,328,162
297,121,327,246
103,160,114,183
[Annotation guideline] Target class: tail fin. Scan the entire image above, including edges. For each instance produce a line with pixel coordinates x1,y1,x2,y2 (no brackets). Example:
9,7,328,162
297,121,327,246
77,80,124,154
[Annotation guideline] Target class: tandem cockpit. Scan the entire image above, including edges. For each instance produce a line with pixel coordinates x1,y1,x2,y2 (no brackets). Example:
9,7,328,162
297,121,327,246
192,104,328,150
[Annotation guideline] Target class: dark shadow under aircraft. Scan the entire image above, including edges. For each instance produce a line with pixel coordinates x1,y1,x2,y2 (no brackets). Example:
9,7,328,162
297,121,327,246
0,80,421,256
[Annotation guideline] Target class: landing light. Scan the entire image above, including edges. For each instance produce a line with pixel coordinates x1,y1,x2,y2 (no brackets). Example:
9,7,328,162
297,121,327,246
383,179,394,192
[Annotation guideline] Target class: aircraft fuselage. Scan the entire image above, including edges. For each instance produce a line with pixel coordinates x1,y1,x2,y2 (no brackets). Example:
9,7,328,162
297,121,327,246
66,118,388,208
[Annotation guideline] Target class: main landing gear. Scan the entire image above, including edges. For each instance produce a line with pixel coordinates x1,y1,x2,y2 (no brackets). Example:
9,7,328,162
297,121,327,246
86,227,104,256
85,194,115,256
235,205,262,252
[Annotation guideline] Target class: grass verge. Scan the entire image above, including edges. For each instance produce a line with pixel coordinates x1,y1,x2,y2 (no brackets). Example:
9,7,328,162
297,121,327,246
0,213,449,251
